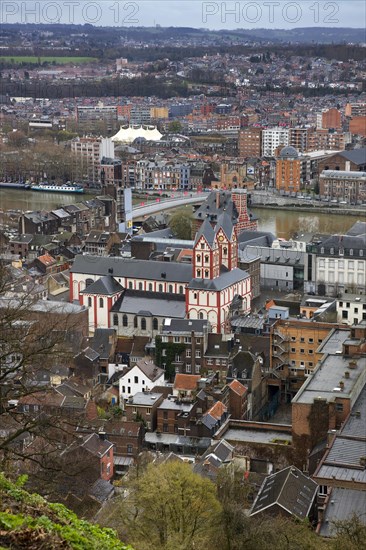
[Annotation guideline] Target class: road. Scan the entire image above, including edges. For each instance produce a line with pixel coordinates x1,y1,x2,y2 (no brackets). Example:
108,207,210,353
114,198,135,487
132,193,207,218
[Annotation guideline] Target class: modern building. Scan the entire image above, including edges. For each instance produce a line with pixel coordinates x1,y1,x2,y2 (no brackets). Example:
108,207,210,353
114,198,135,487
238,127,262,158
275,146,302,193
262,127,289,157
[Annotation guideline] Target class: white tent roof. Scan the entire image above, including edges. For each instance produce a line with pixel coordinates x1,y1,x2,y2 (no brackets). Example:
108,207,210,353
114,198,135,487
111,125,162,144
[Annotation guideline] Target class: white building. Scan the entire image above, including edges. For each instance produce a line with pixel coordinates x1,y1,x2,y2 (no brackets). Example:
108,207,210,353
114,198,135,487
118,359,165,401
336,294,366,325
262,127,289,157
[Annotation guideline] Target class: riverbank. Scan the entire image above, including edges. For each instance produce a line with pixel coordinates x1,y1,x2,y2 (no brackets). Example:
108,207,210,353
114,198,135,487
250,203,366,217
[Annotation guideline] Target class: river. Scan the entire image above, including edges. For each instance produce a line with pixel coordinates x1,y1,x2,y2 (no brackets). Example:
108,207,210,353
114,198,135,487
0,189,361,239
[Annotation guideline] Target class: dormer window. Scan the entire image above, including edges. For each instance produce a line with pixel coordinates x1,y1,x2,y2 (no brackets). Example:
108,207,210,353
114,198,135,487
320,247,324,254
350,249,353,256
201,243,205,249
330,248,334,255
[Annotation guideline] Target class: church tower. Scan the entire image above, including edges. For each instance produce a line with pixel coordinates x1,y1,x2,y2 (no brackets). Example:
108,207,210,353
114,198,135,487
192,218,220,280
215,212,238,271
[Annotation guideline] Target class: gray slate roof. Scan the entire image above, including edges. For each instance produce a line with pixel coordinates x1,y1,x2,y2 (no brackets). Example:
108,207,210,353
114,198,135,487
80,275,123,296
71,255,192,283
187,267,249,290
250,466,318,519
111,290,186,318
339,148,366,166
195,218,216,247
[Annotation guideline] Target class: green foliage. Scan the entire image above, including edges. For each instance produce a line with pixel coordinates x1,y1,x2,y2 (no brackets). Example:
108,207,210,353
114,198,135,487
120,460,221,550
168,208,193,240
0,473,133,550
155,336,186,381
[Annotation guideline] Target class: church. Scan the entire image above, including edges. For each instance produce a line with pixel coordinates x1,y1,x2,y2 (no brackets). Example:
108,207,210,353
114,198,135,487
70,191,252,334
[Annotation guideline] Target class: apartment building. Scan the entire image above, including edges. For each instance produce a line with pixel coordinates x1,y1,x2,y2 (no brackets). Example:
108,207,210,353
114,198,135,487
262,127,289,157
336,294,366,325
238,127,262,158
76,105,118,132
319,170,366,204
275,146,302,193
270,318,336,399
136,159,190,190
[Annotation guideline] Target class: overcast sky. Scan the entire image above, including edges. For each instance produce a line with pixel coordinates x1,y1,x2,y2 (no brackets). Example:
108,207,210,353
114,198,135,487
1,1,364,30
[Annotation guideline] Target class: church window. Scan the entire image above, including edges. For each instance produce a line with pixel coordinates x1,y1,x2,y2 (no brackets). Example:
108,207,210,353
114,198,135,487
123,314,128,327
99,298,104,308
197,269,201,277
88,297,92,307
223,247,228,255
141,318,146,330
205,255,209,263
201,243,205,249
153,318,158,330
196,254,201,262
205,270,209,277
138,282,143,290
169,284,173,293
113,314,118,326
134,316,138,328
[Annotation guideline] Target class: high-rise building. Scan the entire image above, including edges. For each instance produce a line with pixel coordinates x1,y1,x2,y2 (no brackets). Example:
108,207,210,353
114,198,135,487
275,146,301,193
238,127,262,158
319,108,342,130
262,127,289,157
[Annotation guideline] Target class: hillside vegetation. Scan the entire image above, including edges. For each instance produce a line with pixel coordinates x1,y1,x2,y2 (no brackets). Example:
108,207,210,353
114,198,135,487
0,473,133,550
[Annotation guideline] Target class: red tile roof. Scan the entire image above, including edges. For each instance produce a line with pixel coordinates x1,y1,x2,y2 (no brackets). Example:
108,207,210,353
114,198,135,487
207,401,227,420
173,374,201,391
229,379,248,397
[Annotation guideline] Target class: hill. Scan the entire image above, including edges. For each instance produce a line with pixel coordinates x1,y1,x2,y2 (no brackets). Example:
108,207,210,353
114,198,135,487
0,473,133,550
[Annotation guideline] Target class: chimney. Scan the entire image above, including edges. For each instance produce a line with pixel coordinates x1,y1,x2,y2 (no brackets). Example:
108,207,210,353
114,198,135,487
98,430,106,441
344,371,350,379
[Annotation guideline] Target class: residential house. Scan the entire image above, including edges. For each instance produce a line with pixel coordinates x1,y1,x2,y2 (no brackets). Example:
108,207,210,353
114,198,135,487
119,359,165,401
124,392,164,430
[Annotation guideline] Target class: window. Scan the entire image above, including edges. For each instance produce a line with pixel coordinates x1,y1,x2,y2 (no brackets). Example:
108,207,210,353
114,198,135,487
179,286,184,294
195,350,201,358
169,285,173,293
99,298,104,308
153,318,158,330
197,269,201,277
129,281,133,289
134,376,138,384
308,338,313,343
163,411,168,419
123,314,128,327
134,316,138,328
300,349,305,354
291,347,296,352
163,423,168,432
186,364,191,373
195,364,200,374
186,349,191,358
336,403,344,412
194,293,197,300
127,445,133,454
309,349,313,354
205,270,209,277
199,312,204,320
175,354,181,362
141,318,146,330
201,243,204,249
159,284,163,292
205,255,209,263
113,314,118,326
223,247,227,255
149,283,153,291
300,337,305,342
342,310,348,319
291,336,296,341
162,349,167,357
88,297,92,307
196,254,201,262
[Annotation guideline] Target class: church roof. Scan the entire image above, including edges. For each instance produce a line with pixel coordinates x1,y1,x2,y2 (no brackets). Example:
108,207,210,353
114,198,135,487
194,218,216,247
187,268,249,291
215,212,234,239
80,275,123,296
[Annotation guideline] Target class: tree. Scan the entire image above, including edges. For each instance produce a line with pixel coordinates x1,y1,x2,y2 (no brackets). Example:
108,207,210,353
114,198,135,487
115,460,221,550
168,208,193,240
0,265,85,476
168,120,183,133
331,513,366,549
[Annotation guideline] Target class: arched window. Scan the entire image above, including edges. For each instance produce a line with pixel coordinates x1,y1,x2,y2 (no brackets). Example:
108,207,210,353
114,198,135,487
139,282,143,290
99,297,104,308
169,284,173,293
179,285,184,294
223,247,228,255
196,254,201,262
123,314,128,327
149,283,153,291
199,312,204,319
134,316,138,328
88,297,92,307
205,255,209,263
153,317,158,330
141,318,146,330
129,281,133,289
85,278,93,287
113,314,118,326
159,284,163,292
205,270,209,277
197,269,201,277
